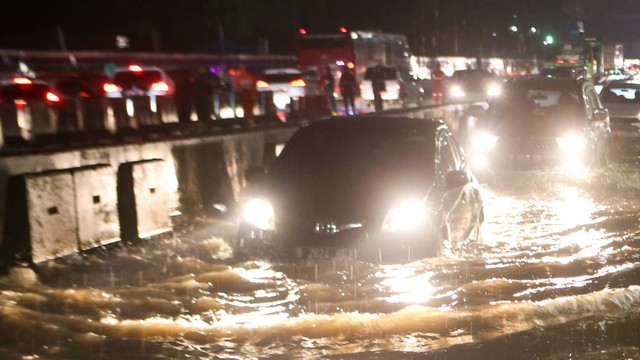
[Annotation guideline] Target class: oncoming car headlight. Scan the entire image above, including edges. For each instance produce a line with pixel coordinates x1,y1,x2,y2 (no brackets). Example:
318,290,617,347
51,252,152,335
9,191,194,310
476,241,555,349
556,134,585,153
487,84,501,97
382,200,428,232
473,132,499,151
244,198,275,231
450,85,465,98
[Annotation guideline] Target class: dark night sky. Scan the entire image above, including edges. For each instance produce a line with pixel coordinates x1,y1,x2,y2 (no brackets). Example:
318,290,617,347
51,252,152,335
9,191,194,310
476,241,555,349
2,0,640,57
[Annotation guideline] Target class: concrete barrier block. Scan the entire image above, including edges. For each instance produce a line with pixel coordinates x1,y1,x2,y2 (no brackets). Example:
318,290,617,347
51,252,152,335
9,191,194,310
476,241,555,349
72,165,119,250
26,171,78,263
118,159,172,241
2,171,79,264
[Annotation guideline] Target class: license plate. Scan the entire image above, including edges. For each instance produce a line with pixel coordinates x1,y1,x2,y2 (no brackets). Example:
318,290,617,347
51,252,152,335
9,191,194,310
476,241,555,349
296,247,353,260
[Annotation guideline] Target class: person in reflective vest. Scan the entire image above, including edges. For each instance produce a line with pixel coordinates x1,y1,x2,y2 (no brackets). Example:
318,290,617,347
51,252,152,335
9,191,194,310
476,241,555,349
432,63,446,105
234,64,256,126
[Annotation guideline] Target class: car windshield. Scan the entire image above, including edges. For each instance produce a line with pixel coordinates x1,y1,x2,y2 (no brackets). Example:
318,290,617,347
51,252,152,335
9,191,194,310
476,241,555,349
273,121,435,184
600,84,640,103
490,81,583,119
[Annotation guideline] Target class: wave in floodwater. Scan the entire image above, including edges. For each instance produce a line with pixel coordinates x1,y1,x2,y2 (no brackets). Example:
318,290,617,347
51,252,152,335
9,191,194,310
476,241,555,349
2,165,640,359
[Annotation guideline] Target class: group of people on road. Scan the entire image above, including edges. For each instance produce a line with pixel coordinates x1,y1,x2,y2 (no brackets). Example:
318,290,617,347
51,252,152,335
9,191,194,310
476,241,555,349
231,61,447,123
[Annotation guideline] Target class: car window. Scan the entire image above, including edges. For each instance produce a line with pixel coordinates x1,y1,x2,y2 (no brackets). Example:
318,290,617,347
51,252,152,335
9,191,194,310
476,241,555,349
585,86,601,116
600,85,640,103
436,131,460,186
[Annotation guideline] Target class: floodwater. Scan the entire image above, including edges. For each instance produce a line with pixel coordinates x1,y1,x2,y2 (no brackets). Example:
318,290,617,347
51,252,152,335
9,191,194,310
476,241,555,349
3,140,640,359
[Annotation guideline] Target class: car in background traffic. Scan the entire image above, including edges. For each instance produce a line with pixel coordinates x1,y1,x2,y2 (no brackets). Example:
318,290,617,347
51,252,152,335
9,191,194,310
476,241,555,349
236,116,484,263
469,77,610,173
0,76,62,141
447,69,503,101
256,67,321,110
39,71,110,133
103,64,174,99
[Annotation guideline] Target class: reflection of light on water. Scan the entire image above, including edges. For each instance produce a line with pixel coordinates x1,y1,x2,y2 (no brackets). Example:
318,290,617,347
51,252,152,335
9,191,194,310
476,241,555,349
554,186,596,228
375,265,437,304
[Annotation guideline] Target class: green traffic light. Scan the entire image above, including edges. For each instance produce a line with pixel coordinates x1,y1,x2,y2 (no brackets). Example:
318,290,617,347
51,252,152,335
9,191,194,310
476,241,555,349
545,35,554,45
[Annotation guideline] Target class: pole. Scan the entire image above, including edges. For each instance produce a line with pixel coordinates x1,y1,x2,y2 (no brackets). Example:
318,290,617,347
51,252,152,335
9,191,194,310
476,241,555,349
57,26,67,52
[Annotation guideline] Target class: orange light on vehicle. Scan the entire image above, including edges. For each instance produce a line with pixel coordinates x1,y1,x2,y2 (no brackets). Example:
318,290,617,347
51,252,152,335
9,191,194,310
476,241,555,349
556,59,564,64
339,27,348,33
289,78,307,87
128,64,143,73
45,91,60,102
103,82,121,93
256,80,270,88
347,62,355,69
13,77,32,85
299,28,307,35
151,81,170,92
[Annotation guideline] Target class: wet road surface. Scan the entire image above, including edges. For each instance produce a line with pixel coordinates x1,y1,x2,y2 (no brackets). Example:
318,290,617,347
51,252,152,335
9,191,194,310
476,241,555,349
2,135,640,359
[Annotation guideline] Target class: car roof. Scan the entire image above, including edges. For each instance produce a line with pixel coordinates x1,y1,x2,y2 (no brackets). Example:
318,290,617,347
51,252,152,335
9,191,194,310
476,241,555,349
302,116,446,134
603,79,640,88
504,76,588,90
263,68,314,75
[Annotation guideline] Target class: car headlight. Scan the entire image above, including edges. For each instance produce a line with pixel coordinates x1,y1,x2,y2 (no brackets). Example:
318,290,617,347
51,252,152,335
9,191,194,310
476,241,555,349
473,132,499,151
556,135,585,153
487,84,501,97
450,85,465,98
382,200,427,232
244,198,275,231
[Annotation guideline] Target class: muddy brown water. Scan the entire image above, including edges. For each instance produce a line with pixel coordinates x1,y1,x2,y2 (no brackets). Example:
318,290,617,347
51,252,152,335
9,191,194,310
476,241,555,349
3,143,640,359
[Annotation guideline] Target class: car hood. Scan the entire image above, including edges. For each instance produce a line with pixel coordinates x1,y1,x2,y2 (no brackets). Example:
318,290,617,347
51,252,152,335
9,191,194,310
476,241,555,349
479,110,583,138
266,167,432,230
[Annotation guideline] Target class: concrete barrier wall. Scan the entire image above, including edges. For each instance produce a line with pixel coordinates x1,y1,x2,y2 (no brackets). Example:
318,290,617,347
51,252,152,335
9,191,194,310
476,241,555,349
72,165,119,250
0,103,476,267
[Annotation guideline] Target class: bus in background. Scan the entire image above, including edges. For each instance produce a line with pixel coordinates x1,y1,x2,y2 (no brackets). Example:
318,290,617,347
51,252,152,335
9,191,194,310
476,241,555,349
296,27,411,96
543,38,603,81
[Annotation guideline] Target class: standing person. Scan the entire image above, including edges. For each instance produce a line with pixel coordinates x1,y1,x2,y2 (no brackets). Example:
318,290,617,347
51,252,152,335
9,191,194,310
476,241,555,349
234,64,256,127
371,65,386,112
323,65,337,115
432,62,446,105
340,66,357,115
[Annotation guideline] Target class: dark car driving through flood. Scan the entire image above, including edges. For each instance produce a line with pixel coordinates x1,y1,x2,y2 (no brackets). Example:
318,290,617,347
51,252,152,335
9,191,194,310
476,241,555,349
468,77,611,173
236,116,484,263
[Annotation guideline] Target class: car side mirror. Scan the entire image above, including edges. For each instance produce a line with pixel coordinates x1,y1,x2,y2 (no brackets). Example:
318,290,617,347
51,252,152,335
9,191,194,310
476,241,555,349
445,170,470,189
245,167,266,184
592,108,609,123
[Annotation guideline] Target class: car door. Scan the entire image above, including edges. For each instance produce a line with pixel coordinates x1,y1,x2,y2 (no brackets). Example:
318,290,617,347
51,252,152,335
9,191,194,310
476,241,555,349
435,130,473,247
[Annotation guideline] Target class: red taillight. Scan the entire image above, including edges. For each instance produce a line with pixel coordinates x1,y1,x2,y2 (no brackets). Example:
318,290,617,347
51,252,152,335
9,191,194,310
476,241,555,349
556,59,564,64
289,78,306,87
569,59,578,64
151,81,170,92
128,64,143,73
339,27,348,33
256,80,270,88
13,77,32,85
14,99,26,110
103,82,121,93
45,91,60,103
299,28,307,35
